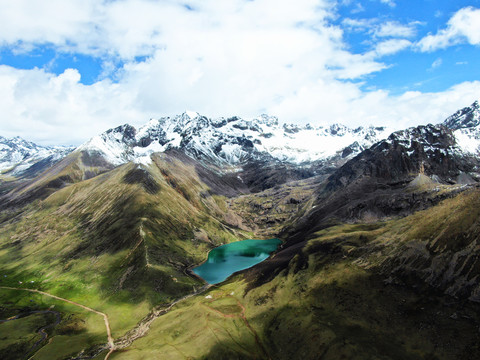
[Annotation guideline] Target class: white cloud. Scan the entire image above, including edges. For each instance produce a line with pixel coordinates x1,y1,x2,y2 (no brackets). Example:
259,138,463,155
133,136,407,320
379,0,396,8
417,6,480,52
342,17,375,31
2,63,479,147
0,0,479,146
342,18,418,38
342,19,414,57
351,3,365,14
269,80,480,132
374,21,418,38
0,65,145,145
430,58,442,70
372,39,412,56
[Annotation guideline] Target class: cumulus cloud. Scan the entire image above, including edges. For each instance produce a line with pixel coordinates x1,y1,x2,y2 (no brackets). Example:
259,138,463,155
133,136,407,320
2,62,479,146
0,65,145,145
0,0,479,146
417,6,480,51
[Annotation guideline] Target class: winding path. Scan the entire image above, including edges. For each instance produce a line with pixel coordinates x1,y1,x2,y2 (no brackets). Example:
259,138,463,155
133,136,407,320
0,286,115,359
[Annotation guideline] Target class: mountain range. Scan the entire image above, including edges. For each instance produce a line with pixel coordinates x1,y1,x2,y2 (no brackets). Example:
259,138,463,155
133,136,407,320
0,100,480,359
3,101,480,183
0,136,73,178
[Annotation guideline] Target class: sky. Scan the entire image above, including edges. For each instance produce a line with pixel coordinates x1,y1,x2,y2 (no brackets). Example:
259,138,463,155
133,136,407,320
0,0,480,146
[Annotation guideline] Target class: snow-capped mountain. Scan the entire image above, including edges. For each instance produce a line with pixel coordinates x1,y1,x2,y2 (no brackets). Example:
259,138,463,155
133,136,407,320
444,100,480,129
326,100,480,190
0,136,73,177
4,100,480,181
443,100,480,155
77,112,391,168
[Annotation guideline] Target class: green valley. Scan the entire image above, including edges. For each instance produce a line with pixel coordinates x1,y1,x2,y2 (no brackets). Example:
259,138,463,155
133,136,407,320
2,104,480,359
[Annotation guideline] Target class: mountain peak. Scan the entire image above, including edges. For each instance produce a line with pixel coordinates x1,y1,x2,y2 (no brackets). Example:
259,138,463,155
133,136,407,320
0,136,73,176
76,113,391,168
256,114,279,126
184,110,200,119
443,100,480,130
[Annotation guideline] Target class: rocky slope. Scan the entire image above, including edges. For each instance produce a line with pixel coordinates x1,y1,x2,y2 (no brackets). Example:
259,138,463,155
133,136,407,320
271,101,480,316
323,100,480,191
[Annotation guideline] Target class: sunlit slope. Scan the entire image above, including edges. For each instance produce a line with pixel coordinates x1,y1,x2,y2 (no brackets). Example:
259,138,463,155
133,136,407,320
0,152,252,358
113,187,480,360
0,150,115,208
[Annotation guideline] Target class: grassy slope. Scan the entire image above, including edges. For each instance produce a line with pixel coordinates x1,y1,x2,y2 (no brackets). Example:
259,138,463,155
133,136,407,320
0,154,253,359
113,187,480,359
3,150,480,359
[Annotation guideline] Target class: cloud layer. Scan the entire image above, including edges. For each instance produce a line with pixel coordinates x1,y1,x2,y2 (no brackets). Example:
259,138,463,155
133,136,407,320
0,1,479,145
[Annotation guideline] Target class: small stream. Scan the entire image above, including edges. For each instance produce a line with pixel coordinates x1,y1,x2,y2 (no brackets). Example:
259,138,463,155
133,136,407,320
0,310,62,359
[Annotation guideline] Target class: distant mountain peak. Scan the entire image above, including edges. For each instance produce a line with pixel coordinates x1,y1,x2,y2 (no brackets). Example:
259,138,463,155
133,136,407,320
77,113,391,168
184,110,200,119
443,100,480,130
0,136,73,177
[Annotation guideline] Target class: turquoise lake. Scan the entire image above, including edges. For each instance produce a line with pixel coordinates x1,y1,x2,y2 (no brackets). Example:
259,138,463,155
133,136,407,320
192,239,282,284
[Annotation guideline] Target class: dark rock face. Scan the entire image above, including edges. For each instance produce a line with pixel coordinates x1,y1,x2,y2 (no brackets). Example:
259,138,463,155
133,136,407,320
240,159,316,193
106,124,137,145
271,114,480,307
81,151,115,169
327,124,480,191
280,122,480,247
16,155,60,179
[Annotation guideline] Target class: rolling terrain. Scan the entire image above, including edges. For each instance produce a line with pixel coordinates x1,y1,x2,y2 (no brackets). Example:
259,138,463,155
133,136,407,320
1,101,480,359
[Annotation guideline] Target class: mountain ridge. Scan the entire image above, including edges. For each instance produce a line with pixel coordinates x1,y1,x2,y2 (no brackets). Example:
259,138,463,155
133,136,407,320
3,99,480,182
76,112,392,169
0,135,73,178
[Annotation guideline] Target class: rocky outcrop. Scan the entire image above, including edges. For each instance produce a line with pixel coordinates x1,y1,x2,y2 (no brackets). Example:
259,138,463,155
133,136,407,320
327,124,480,191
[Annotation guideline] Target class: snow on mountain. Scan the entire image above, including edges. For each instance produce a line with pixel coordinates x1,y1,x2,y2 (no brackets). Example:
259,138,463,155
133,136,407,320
77,112,391,167
0,136,74,176
334,100,480,186
444,100,480,130
4,101,480,179
443,100,480,156
367,100,480,166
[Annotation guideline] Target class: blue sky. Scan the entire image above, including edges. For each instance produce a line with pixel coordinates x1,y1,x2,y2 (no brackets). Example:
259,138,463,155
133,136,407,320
335,0,480,94
0,0,479,145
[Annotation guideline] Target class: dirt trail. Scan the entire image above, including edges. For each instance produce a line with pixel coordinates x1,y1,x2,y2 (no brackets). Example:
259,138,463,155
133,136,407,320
0,286,114,359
